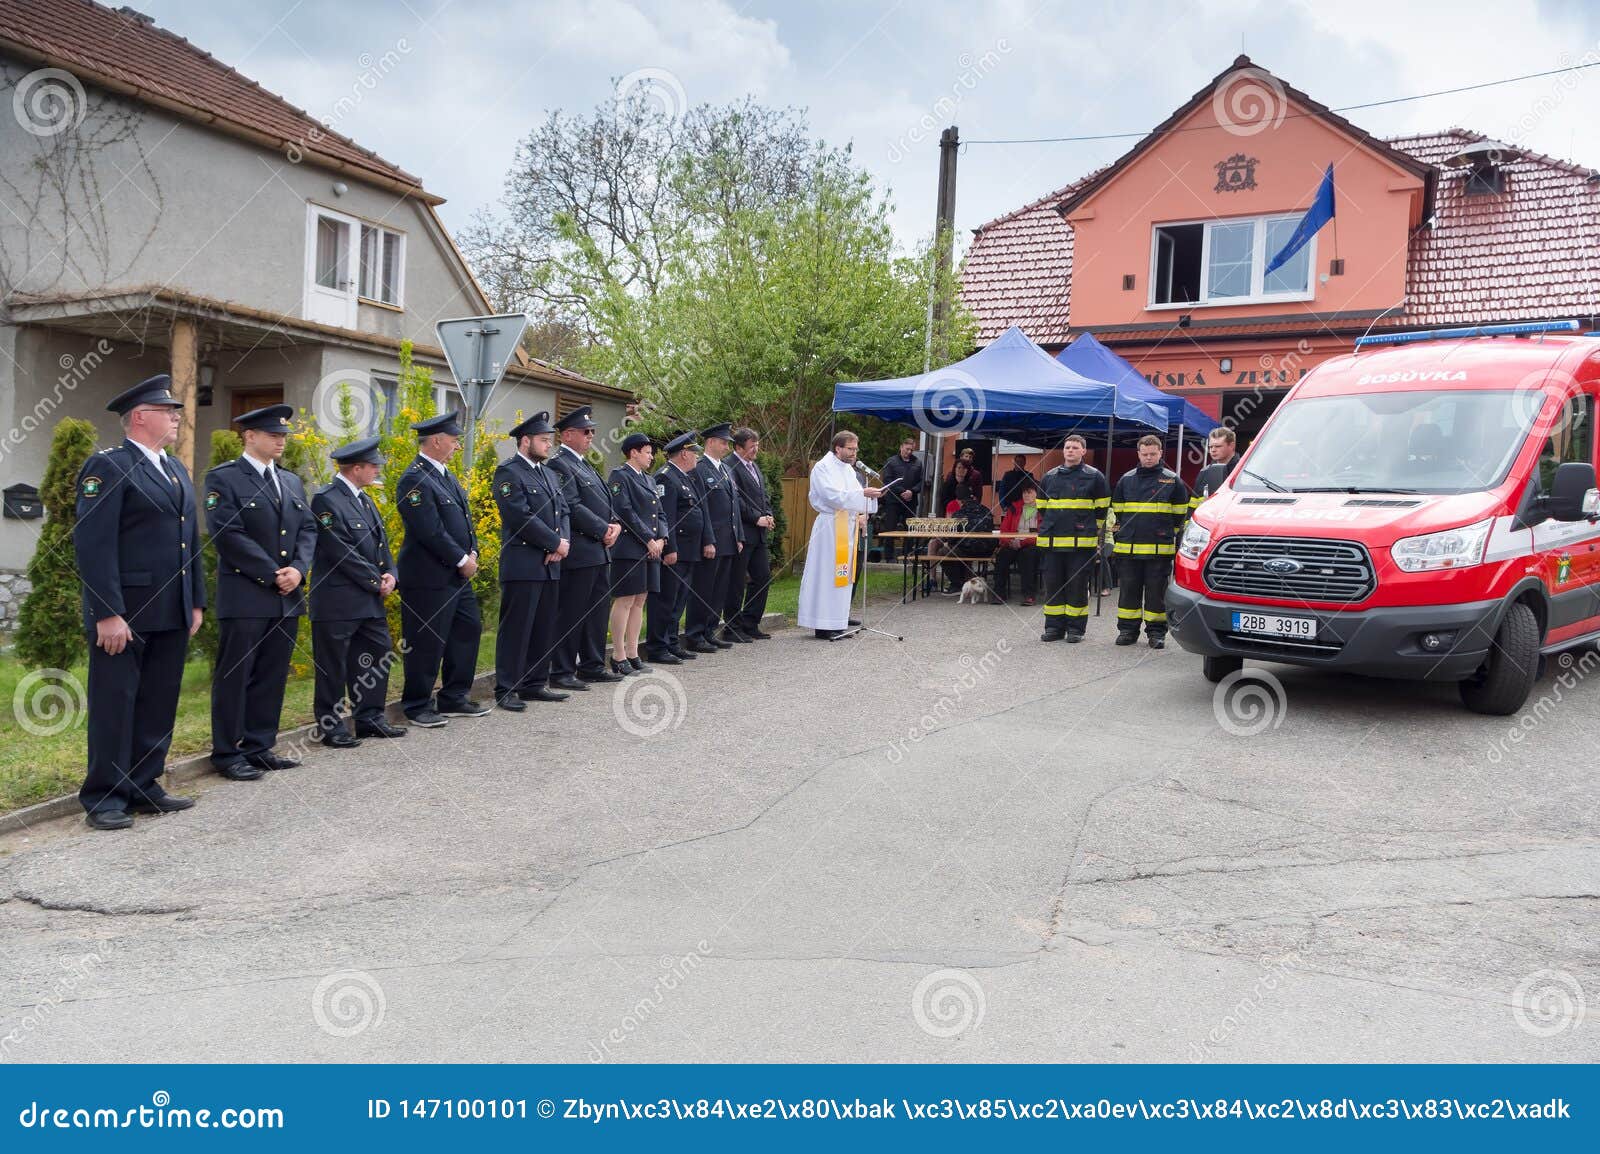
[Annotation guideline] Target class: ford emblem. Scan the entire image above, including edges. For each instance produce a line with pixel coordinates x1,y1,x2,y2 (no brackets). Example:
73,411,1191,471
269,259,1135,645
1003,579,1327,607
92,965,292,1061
1262,557,1303,575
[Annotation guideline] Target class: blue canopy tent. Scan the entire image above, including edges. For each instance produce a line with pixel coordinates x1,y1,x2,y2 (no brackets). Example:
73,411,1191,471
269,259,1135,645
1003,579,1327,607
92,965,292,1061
1056,332,1218,467
831,325,1167,444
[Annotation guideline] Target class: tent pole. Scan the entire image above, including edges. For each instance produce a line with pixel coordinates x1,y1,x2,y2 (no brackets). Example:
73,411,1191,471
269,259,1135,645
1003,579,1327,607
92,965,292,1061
1175,423,1184,475
1099,413,1114,619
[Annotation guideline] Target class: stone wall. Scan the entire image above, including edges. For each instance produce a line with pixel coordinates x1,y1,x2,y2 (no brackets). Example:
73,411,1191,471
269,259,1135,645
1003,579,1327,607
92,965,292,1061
0,569,33,629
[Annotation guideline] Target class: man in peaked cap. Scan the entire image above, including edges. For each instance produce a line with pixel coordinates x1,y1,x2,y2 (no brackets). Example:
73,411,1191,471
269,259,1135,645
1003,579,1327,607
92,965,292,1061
395,410,489,728
492,411,571,708
204,404,316,782
73,374,206,829
310,437,403,746
644,430,705,664
546,404,623,689
684,421,744,652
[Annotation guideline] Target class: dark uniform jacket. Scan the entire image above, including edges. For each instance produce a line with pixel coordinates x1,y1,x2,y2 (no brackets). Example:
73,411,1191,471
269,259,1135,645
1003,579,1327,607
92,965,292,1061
608,465,665,560
693,457,743,555
396,455,476,590
546,444,614,568
493,454,570,582
1191,456,1239,509
1036,463,1109,549
1110,465,1191,556
310,479,393,620
881,453,924,509
204,456,316,618
73,439,206,633
659,462,706,559
728,454,772,543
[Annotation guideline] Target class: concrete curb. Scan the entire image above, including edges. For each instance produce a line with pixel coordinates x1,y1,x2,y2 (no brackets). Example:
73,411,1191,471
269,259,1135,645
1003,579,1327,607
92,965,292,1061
0,610,793,837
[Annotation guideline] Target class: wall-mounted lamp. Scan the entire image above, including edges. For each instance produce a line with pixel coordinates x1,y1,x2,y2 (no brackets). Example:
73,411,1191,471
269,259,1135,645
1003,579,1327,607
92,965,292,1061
1218,357,1232,373
332,181,348,197
198,363,215,407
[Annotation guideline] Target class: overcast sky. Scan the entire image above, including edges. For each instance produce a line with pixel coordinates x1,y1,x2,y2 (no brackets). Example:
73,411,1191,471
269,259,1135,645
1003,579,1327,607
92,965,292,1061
136,0,1600,258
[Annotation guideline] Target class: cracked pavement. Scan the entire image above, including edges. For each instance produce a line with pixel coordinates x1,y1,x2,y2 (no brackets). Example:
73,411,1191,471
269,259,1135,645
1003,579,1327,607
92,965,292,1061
1,592,1596,1062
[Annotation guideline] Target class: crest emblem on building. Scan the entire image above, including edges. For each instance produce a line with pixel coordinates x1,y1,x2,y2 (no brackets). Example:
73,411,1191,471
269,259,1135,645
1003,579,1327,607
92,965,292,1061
1215,154,1258,192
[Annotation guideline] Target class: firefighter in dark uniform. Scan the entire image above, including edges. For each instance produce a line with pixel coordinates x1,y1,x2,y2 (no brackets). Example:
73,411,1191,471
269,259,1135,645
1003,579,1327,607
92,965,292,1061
1191,426,1240,511
546,405,622,689
1110,434,1191,649
606,433,666,675
310,437,404,746
492,411,571,709
204,404,316,781
645,430,704,664
395,411,488,728
1036,432,1109,644
73,375,206,829
685,422,743,652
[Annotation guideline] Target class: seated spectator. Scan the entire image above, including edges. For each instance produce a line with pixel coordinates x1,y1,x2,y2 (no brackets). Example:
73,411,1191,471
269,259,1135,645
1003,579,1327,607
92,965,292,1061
995,481,1040,604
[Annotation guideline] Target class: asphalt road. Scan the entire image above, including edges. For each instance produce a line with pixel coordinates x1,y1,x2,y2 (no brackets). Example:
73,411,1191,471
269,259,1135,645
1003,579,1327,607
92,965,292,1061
1,587,1595,1062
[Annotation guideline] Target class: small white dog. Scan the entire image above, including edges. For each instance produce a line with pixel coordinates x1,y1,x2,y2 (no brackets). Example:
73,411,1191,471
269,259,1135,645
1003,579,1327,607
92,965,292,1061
957,576,990,604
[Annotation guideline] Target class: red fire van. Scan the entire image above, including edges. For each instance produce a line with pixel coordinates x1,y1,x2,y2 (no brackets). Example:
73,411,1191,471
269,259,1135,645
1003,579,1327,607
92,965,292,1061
1168,320,1600,714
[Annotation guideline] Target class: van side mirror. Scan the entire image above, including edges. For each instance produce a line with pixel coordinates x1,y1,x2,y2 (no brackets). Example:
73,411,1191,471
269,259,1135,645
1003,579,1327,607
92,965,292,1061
1547,461,1599,522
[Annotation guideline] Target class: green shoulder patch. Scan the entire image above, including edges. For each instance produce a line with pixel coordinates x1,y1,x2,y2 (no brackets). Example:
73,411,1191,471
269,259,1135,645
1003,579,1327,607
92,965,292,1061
318,511,334,528
406,489,422,506
611,482,621,493
81,476,102,498
205,491,220,510
498,481,512,496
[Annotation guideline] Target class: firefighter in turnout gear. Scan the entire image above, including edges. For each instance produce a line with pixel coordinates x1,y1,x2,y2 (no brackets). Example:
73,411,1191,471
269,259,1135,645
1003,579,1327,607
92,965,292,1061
1111,435,1190,649
1036,433,1108,644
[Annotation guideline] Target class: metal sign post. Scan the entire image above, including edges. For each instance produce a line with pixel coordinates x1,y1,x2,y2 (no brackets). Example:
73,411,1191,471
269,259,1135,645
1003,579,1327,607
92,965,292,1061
435,313,530,463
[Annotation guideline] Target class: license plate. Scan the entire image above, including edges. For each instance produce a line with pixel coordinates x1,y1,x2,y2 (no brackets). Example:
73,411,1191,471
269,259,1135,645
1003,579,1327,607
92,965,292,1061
1231,611,1317,639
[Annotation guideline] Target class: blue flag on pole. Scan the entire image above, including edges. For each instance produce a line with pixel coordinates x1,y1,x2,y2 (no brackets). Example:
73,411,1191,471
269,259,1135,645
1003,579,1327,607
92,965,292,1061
1265,163,1335,276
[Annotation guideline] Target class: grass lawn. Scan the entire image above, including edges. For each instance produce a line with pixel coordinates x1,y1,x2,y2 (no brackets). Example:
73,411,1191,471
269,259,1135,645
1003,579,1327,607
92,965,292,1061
0,568,905,815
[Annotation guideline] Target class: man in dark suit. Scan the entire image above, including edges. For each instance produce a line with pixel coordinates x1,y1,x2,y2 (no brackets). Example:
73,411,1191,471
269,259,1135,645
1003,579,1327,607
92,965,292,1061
204,404,316,781
645,430,704,664
492,411,571,709
723,426,775,641
310,437,404,747
395,411,488,728
878,437,924,559
546,405,622,690
685,422,743,652
73,375,206,829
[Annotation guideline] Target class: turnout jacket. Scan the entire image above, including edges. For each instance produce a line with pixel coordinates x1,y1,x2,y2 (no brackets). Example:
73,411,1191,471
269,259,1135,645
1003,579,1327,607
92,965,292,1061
1035,463,1109,549
1191,456,1239,509
1110,464,1191,556
493,454,569,582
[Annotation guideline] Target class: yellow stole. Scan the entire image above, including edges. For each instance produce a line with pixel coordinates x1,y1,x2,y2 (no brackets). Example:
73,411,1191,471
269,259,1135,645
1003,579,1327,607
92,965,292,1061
833,509,854,587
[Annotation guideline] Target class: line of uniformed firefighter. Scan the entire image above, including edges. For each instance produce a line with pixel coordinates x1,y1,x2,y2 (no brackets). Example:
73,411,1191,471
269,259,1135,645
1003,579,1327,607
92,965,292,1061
1035,432,1190,650
70,373,773,831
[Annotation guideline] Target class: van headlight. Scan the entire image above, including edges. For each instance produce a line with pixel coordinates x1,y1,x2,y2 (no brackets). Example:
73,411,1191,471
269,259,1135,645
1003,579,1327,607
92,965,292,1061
1178,519,1212,560
1390,519,1492,572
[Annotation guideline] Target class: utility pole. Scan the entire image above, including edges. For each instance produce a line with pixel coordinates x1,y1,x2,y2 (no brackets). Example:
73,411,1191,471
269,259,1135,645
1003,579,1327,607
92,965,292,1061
920,125,959,514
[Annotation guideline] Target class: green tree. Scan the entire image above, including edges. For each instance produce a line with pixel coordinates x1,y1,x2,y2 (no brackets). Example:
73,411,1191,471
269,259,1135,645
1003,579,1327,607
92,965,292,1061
14,417,97,670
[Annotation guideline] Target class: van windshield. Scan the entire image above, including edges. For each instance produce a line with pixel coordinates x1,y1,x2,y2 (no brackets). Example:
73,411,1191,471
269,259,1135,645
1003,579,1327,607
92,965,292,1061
1236,388,1536,495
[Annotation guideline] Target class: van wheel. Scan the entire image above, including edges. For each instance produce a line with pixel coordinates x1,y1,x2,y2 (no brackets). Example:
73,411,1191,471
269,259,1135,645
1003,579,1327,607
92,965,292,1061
1203,655,1244,684
1459,601,1539,715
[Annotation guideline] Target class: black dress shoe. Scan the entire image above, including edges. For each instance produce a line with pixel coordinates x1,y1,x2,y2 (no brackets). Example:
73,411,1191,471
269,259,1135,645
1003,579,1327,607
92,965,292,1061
86,808,133,830
320,730,363,749
215,761,265,781
709,636,734,649
687,640,718,654
745,629,773,640
670,647,697,660
496,695,527,712
407,709,448,729
1041,629,1064,643
628,657,651,673
576,669,625,683
644,650,682,665
549,675,591,691
355,718,407,738
129,793,195,815
609,658,636,676
848,618,862,627
815,628,844,640
438,699,491,717
523,686,570,702
246,753,299,771
719,628,752,644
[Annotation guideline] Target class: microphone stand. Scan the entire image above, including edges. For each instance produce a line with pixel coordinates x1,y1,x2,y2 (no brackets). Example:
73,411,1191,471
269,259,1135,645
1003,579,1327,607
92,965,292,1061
835,461,903,642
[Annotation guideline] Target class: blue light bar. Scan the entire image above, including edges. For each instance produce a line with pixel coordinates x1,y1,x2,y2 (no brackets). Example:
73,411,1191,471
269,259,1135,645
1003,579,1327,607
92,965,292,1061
1354,319,1581,348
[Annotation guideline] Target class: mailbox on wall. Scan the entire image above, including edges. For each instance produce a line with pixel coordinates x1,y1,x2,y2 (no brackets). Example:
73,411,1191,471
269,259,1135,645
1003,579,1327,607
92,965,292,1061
3,483,42,520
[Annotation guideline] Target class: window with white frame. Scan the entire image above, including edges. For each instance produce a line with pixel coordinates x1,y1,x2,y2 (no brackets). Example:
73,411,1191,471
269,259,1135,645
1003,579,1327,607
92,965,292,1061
1150,213,1313,307
359,223,405,306
435,384,462,417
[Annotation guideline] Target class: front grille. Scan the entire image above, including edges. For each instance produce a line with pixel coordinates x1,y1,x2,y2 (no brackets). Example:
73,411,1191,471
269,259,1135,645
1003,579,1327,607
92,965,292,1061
1204,536,1375,604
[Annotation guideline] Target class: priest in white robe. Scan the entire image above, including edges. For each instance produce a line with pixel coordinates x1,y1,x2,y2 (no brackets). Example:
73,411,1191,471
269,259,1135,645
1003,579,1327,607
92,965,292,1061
798,430,883,638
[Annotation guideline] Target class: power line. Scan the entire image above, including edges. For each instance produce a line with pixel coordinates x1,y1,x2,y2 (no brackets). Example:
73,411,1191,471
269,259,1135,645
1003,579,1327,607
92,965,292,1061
964,58,1600,145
